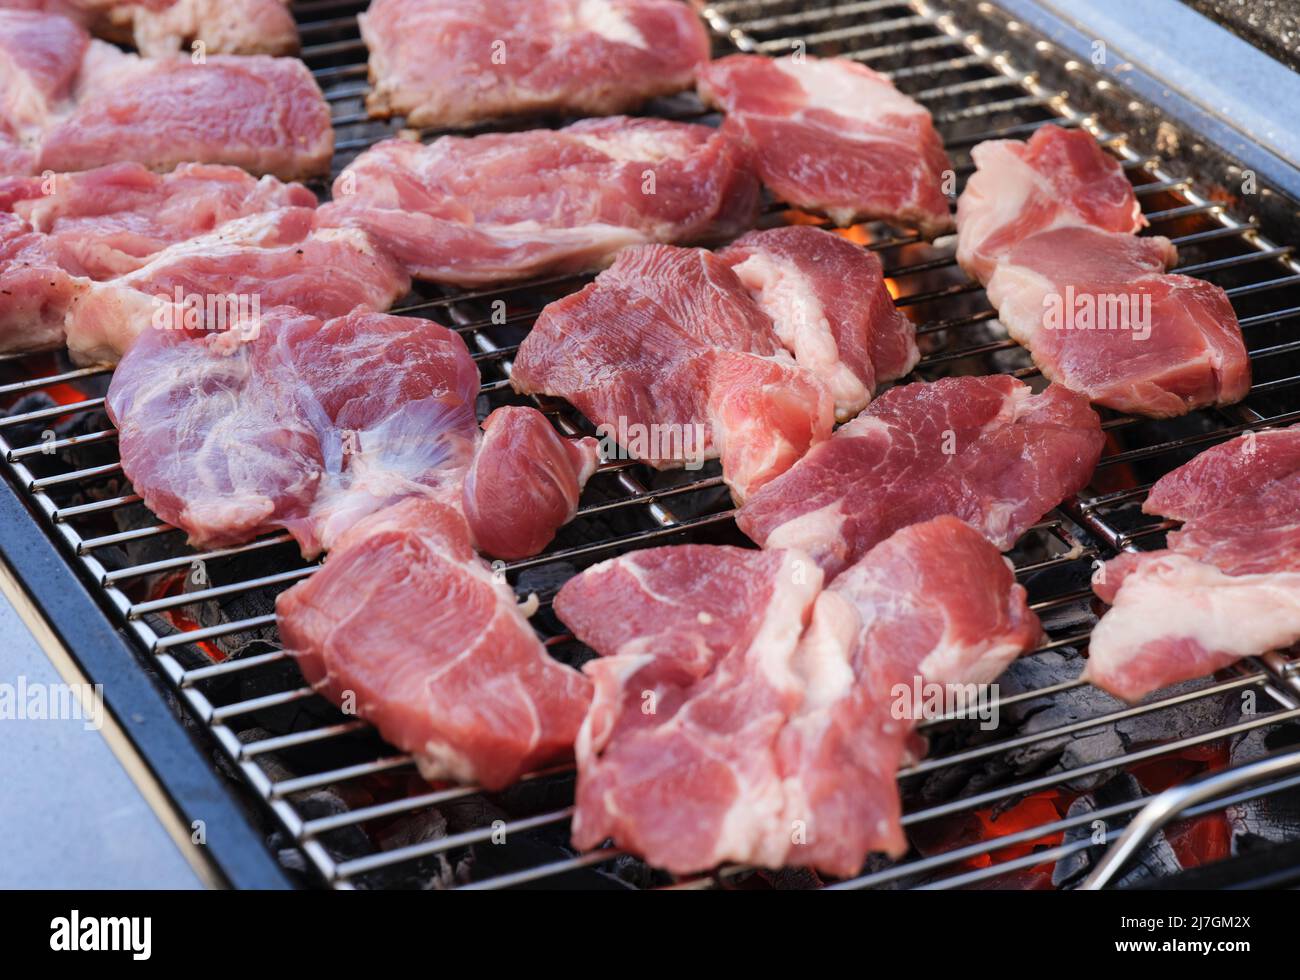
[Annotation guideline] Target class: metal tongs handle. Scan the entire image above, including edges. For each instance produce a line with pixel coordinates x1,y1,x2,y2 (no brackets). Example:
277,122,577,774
1081,747,1300,889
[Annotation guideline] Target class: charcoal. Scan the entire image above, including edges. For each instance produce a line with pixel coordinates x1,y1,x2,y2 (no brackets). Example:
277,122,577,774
438,794,638,890
258,753,463,889
1051,773,1184,888
755,867,824,890
603,853,667,890
916,650,1244,807
1226,722,1300,851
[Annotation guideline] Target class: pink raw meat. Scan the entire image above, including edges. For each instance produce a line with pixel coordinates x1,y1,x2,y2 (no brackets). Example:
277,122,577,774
698,54,955,237
956,125,1247,418
0,1,299,56
556,517,1040,876
719,225,918,420
956,123,1145,284
985,226,1250,417
65,207,410,363
360,0,709,129
0,162,315,279
511,243,835,503
0,10,329,179
38,48,332,180
463,406,599,561
0,212,86,353
1086,425,1300,701
782,516,1042,873
0,9,89,174
737,375,1104,578
557,545,824,873
317,116,759,286
278,497,593,790
106,306,481,557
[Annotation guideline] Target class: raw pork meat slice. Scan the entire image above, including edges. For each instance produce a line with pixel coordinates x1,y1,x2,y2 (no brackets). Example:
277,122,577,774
955,125,1248,418
360,0,709,129
0,11,323,178
0,9,89,174
0,1,298,56
317,117,759,287
511,243,835,502
719,225,918,420
0,129,32,178
65,207,409,363
737,376,1104,578
0,212,86,353
462,406,599,561
984,226,1250,417
0,163,314,353
1086,425,1300,701
697,54,955,238
0,162,315,279
113,1,298,57
556,545,826,873
783,516,1042,873
956,123,1144,284
38,50,332,180
106,306,481,556
277,497,592,790
556,519,1041,876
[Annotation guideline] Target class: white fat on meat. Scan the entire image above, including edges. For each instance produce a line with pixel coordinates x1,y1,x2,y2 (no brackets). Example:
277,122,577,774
783,592,859,731
0,57,64,133
126,0,299,57
719,226,920,421
572,0,646,47
1086,555,1300,701
776,56,928,127
954,141,1038,277
914,625,1032,692
763,499,849,559
705,348,832,504
704,550,817,870
729,252,870,417
955,125,1147,284
1085,425,1300,701
571,129,684,164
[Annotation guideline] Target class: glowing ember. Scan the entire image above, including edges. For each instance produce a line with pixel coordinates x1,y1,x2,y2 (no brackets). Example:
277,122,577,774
149,570,226,661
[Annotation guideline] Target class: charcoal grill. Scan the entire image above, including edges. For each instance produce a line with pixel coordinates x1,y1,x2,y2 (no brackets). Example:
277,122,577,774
5,0,1300,890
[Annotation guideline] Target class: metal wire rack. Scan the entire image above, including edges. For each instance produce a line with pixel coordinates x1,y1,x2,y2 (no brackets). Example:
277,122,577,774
3,0,1300,889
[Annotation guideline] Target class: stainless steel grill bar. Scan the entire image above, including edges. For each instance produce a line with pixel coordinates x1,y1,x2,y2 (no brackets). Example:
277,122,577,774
102,534,297,585
182,649,287,684
900,673,1264,777
0,365,109,396
239,722,371,757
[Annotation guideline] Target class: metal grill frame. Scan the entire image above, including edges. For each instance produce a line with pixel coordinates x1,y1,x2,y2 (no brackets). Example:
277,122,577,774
4,0,1300,890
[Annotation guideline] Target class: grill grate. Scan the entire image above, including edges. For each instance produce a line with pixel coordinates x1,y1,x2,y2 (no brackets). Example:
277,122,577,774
4,0,1300,889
